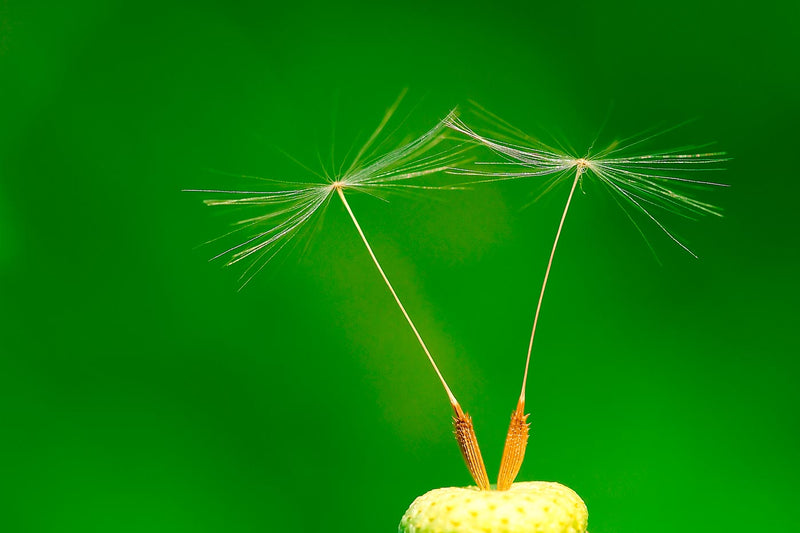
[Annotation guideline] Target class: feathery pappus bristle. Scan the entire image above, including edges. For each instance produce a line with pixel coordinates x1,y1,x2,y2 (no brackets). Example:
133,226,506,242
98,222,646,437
445,108,728,258
188,105,471,290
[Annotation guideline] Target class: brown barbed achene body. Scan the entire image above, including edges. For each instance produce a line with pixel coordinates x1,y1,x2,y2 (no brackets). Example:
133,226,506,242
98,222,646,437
453,404,491,490
497,399,530,490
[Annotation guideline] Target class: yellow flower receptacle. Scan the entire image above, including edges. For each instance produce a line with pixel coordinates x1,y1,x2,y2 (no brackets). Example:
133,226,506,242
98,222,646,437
399,481,588,533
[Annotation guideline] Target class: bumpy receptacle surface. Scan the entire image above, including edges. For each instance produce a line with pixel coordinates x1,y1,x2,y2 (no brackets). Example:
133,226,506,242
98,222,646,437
399,481,588,533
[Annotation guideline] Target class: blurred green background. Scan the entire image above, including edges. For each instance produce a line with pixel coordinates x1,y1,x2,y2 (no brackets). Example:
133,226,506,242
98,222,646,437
1,1,798,532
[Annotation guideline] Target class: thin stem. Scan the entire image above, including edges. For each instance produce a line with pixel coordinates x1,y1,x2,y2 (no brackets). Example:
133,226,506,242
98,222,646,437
335,186,459,408
519,167,582,404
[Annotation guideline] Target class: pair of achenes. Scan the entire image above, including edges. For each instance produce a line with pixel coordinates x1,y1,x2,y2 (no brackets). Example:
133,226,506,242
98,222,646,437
193,96,726,533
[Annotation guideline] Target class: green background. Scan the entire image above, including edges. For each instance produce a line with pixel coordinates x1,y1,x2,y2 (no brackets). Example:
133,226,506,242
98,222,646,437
1,1,798,532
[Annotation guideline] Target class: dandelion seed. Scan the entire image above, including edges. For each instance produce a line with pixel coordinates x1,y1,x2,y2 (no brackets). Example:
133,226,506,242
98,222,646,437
188,98,491,489
445,108,728,490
